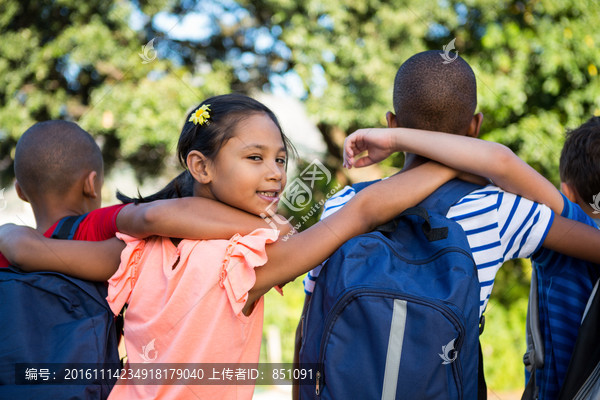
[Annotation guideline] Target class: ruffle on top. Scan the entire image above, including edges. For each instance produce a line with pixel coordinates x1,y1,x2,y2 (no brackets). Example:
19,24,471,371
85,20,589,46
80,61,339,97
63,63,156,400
219,228,278,315
106,233,145,316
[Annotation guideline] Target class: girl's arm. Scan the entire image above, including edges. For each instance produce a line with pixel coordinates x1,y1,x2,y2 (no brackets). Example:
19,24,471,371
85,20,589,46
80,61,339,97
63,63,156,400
117,197,293,239
343,128,564,214
244,161,459,312
0,224,123,281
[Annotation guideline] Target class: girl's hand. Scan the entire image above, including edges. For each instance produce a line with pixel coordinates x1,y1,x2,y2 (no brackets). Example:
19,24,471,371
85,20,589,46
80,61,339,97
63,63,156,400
343,128,398,169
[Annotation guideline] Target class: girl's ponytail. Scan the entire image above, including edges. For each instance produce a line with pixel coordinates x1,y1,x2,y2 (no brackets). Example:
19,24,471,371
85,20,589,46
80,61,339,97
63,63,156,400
116,171,194,204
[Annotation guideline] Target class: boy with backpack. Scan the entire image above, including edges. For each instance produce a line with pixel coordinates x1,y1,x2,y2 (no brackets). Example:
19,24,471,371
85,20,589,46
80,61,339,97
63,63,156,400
341,118,600,400
296,51,600,399
523,116,600,399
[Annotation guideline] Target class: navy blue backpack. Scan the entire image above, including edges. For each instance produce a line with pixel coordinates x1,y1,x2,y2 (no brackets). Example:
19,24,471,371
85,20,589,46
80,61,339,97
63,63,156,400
0,215,120,399
299,179,483,400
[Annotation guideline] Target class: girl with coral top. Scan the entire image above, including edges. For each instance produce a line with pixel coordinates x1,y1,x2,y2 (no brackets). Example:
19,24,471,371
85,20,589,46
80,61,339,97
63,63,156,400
5,94,463,399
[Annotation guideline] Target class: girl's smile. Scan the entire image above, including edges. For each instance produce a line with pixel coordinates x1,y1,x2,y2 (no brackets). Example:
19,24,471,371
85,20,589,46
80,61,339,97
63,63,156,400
256,190,280,204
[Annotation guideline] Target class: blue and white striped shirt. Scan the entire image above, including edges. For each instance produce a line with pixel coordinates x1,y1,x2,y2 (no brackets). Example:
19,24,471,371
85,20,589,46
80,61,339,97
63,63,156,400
303,184,554,317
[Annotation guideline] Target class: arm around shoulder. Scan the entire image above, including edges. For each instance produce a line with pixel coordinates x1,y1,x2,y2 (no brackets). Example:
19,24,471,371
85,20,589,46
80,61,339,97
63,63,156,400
345,127,564,214
117,197,293,239
244,161,458,309
0,224,124,281
542,215,600,264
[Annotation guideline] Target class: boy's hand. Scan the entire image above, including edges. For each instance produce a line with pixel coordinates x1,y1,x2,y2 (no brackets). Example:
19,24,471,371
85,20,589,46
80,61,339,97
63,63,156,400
343,128,397,169
0,223,42,265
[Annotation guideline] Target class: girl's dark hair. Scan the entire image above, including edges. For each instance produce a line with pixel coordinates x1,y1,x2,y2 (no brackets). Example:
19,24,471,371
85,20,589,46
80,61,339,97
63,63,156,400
117,94,295,204
116,170,194,204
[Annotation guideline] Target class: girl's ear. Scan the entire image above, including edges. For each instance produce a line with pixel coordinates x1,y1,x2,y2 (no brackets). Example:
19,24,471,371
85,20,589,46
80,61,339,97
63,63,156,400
83,171,99,199
187,150,213,184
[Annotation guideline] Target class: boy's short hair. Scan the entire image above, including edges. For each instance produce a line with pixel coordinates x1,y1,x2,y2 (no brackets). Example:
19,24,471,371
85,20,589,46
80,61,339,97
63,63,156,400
393,50,477,135
559,116,600,204
14,120,103,199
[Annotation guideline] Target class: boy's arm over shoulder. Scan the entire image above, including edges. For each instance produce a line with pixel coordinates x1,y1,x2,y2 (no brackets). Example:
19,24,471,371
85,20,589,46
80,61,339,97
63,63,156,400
533,193,597,264
543,214,600,264
345,127,565,215
489,187,600,265
539,193,600,264
0,223,124,281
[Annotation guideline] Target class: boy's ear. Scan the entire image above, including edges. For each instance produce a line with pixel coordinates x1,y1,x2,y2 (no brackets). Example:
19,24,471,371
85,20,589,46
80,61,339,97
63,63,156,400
14,181,29,203
467,112,484,138
560,181,579,204
83,171,100,199
386,111,398,128
187,150,212,184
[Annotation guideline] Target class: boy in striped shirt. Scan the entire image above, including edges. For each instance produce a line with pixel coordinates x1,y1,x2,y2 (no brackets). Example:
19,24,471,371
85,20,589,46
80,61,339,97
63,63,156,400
296,51,600,398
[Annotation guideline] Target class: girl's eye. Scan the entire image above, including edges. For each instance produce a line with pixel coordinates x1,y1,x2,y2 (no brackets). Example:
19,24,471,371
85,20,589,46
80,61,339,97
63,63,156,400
248,155,262,161
276,157,287,165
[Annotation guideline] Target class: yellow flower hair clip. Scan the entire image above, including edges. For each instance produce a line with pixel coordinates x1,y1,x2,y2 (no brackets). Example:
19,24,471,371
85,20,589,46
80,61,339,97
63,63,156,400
189,104,211,126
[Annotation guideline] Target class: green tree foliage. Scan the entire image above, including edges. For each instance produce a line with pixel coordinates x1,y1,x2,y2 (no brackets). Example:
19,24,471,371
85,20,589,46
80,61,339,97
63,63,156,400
240,0,600,184
2,0,598,183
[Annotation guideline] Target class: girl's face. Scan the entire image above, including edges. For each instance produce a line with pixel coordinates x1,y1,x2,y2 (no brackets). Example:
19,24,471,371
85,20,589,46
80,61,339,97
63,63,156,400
197,113,287,217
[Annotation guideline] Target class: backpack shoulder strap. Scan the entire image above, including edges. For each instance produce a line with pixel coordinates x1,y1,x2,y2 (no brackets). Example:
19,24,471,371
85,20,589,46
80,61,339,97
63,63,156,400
418,179,484,215
51,213,89,240
353,178,483,216
522,267,543,400
46,213,111,306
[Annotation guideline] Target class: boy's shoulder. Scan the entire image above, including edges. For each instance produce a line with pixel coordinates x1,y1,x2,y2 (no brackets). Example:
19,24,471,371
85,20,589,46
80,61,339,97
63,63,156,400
560,193,596,226
325,181,509,212
45,204,128,241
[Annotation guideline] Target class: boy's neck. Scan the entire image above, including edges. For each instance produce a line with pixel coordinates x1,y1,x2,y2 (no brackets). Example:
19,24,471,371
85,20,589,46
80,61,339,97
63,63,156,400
31,196,92,234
